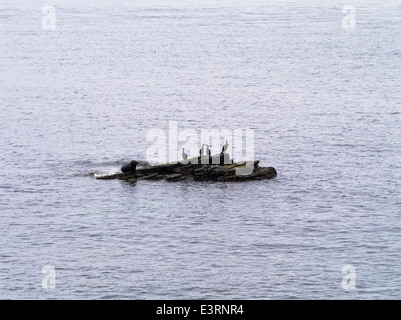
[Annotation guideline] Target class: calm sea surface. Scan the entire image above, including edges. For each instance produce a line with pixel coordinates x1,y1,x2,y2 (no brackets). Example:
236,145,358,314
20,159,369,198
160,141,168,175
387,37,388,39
1,0,401,299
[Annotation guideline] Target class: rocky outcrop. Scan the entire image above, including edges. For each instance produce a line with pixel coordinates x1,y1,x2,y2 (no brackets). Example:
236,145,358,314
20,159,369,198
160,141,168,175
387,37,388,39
96,154,276,182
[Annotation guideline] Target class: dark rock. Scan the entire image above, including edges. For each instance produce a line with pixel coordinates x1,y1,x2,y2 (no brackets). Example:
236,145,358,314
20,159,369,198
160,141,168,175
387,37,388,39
121,160,138,173
96,154,277,183
166,174,187,182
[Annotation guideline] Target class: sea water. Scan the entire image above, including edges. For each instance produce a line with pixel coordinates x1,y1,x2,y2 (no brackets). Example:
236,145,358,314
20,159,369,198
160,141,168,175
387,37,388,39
0,0,400,299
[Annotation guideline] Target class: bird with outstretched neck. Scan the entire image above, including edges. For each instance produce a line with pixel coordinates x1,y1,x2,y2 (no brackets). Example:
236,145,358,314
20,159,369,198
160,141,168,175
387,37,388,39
221,140,229,153
182,148,188,161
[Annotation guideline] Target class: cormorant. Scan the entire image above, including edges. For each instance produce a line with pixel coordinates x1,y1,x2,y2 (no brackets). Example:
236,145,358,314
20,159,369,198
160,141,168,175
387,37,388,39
199,144,205,157
221,140,229,153
182,148,188,160
205,144,211,156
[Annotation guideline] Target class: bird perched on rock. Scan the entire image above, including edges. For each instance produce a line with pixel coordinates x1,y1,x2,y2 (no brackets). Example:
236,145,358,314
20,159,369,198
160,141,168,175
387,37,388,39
205,144,211,156
199,144,205,157
182,148,188,160
221,140,229,153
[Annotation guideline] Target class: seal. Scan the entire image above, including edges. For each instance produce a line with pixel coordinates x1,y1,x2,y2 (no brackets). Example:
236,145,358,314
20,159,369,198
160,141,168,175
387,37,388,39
121,160,138,173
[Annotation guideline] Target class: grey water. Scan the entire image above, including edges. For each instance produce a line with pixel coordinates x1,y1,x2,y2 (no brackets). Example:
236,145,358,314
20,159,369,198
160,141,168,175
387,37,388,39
1,0,401,299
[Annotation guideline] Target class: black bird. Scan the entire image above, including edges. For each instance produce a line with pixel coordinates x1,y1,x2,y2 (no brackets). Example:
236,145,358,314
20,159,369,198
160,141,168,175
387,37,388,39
199,144,205,157
205,144,211,156
221,140,229,153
